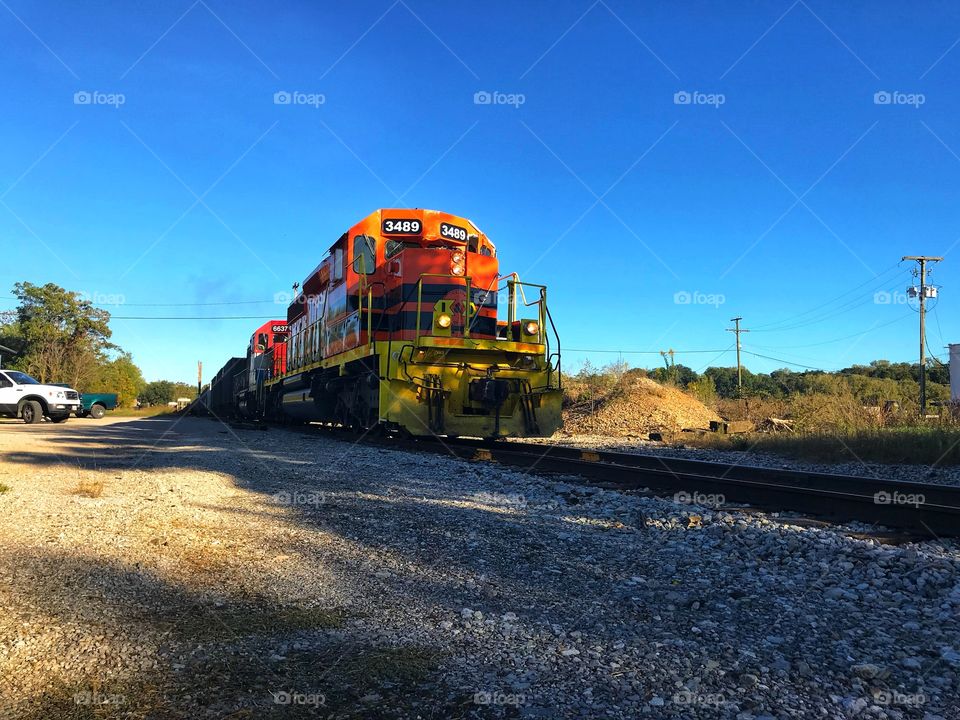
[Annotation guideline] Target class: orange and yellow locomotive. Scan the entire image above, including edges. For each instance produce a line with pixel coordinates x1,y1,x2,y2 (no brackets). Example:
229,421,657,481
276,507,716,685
214,209,562,438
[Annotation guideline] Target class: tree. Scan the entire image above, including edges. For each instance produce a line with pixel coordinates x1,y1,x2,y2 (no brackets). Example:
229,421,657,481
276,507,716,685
8,282,114,386
687,374,717,405
138,380,175,406
704,367,743,398
87,352,146,407
170,382,198,400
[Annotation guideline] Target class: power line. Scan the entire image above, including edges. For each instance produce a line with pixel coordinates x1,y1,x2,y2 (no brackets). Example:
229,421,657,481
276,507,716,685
109,300,276,307
0,295,279,307
751,272,911,334
750,263,905,331
742,350,826,371
926,337,948,364
748,312,913,350
694,345,734,373
110,315,278,320
933,304,946,347
566,348,731,354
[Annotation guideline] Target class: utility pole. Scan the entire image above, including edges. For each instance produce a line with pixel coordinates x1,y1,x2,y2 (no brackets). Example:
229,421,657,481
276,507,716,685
727,317,749,397
197,361,203,396
903,256,943,415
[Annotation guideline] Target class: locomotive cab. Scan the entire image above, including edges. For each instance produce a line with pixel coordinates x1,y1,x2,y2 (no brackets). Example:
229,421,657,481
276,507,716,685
235,320,288,419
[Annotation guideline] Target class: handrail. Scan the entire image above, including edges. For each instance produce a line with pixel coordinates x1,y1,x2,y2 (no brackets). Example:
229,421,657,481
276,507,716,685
545,302,561,389
415,273,472,344
367,286,374,350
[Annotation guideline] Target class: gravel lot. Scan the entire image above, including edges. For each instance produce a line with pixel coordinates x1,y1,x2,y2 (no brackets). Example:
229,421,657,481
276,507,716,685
0,416,958,719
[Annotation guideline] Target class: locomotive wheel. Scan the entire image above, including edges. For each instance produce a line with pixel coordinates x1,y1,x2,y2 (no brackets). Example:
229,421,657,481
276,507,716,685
334,386,357,431
335,378,375,431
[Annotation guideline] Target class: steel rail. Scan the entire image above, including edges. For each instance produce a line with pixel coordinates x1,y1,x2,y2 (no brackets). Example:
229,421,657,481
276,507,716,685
349,433,960,538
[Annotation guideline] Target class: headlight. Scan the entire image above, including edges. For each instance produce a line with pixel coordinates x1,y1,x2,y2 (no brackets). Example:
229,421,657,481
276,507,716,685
451,263,465,276
524,321,539,335
436,313,452,329
452,250,464,265
56,391,65,399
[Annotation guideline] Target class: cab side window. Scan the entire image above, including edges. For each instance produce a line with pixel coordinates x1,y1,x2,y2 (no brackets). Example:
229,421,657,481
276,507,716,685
352,235,375,275
0,374,10,388
385,239,404,258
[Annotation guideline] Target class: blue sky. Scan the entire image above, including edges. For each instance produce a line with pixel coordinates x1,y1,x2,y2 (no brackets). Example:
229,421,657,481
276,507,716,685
1,0,959,382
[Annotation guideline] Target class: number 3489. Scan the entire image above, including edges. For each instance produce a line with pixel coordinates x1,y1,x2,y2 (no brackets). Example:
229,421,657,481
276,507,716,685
382,219,422,234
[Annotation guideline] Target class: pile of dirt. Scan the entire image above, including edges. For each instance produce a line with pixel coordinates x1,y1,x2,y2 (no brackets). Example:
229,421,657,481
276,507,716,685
560,375,721,437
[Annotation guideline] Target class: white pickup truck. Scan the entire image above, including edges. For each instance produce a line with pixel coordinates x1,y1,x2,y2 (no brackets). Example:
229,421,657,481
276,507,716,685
0,370,82,423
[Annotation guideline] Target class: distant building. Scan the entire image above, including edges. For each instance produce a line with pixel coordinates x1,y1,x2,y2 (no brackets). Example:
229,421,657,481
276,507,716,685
950,344,960,402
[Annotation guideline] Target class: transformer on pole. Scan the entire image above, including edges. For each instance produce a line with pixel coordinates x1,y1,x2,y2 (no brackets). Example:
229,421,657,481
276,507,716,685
902,256,943,415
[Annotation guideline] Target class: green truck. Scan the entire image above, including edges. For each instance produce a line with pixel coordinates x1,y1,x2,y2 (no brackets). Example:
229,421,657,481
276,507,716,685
51,385,118,419
78,392,118,419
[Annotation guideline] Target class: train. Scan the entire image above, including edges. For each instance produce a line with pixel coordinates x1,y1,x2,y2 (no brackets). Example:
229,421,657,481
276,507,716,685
195,208,562,438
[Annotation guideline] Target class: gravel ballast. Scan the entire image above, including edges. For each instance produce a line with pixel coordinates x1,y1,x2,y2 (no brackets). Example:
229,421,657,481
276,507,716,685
0,416,958,719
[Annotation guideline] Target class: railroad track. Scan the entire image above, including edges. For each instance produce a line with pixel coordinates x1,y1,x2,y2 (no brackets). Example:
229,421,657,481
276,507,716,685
317,431,960,539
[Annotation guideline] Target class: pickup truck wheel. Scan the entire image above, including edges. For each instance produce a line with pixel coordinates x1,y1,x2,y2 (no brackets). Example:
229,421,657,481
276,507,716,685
89,404,106,419
21,401,43,424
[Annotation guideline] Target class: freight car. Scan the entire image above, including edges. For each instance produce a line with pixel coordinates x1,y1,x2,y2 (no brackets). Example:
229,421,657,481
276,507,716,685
200,356,244,418
206,208,562,438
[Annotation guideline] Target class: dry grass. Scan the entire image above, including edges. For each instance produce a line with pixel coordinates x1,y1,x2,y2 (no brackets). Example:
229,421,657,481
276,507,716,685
686,427,960,465
73,479,104,498
715,397,792,424
110,407,174,417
